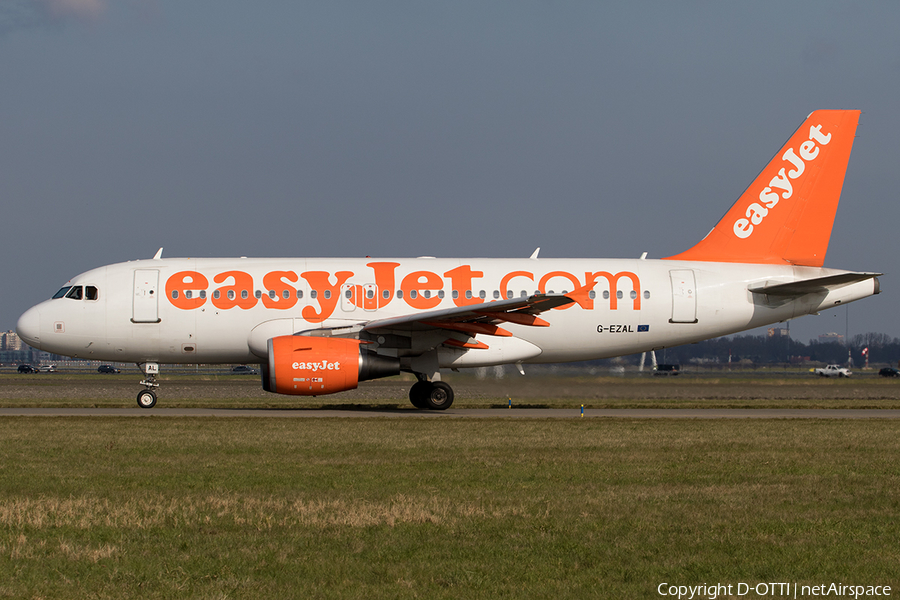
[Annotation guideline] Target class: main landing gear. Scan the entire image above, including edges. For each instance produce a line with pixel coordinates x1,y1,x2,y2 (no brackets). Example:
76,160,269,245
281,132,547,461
408,378,454,410
136,362,159,409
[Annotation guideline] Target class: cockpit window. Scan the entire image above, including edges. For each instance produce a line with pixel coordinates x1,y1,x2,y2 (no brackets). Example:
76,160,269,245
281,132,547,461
53,285,98,300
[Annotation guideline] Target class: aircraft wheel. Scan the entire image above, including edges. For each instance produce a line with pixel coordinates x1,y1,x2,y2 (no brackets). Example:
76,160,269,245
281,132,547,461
137,389,157,409
409,381,431,409
424,381,454,410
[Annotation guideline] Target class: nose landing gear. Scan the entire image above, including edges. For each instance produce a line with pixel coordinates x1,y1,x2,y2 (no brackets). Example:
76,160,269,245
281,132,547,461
137,362,159,409
137,388,157,409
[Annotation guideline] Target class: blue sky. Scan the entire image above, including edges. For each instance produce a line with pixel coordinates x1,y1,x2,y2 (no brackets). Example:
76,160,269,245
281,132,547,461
2,1,899,344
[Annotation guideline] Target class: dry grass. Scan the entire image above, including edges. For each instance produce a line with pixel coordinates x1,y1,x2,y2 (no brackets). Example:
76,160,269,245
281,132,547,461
0,493,530,531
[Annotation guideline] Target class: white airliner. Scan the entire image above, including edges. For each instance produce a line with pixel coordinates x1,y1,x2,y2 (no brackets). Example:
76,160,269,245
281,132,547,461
16,110,880,410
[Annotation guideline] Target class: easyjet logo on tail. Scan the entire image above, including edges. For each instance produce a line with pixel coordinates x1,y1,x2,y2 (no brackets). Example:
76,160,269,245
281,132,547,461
733,123,832,240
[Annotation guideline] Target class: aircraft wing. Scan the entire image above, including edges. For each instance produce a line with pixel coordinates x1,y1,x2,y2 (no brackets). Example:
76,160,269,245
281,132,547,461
360,293,574,334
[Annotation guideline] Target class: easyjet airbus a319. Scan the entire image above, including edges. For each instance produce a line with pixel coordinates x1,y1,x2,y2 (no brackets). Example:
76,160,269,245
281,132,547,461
16,110,881,409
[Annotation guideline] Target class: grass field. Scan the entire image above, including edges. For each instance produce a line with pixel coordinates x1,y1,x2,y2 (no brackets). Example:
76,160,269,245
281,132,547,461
1,374,899,598
1,416,899,599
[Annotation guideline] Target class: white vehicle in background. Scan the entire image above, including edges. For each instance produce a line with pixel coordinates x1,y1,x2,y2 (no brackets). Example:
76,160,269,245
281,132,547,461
814,364,852,378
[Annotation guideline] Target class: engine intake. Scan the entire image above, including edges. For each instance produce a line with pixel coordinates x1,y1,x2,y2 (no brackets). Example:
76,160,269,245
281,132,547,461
262,335,399,395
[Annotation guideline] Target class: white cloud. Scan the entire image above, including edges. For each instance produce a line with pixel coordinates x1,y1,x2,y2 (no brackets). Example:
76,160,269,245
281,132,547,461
37,0,107,21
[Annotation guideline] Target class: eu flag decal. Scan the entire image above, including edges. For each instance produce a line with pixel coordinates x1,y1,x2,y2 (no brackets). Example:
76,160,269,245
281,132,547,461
637,325,650,332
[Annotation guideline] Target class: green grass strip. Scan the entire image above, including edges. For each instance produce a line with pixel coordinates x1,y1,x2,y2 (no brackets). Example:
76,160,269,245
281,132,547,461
0,417,898,598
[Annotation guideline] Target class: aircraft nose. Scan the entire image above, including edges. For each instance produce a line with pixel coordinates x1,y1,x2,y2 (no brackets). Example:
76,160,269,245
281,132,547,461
16,306,42,350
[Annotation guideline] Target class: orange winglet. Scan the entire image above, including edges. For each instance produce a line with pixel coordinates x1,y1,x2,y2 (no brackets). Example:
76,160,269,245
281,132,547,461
475,311,550,327
664,110,860,267
564,284,594,309
443,338,490,350
422,321,513,337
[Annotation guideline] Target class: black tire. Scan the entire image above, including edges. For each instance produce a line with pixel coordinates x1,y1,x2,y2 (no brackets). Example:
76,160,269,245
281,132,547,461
409,381,431,409
424,381,454,410
137,389,157,409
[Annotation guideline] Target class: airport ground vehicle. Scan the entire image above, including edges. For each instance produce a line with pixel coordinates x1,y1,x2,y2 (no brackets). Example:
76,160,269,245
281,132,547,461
815,364,852,377
653,364,681,376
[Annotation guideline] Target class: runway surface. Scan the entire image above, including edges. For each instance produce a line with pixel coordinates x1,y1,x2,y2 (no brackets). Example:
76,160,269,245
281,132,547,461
2,408,900,418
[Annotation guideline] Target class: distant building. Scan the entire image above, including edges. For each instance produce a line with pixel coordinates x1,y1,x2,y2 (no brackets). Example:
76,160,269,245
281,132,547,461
818,332,844,344
1,331,22,352
768,327,790,338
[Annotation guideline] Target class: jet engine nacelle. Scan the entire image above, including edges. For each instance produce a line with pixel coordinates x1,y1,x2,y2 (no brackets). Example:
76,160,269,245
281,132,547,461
262,335,400,396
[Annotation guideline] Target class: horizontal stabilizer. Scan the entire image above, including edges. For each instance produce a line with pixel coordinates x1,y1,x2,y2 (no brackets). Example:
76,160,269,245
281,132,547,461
748,272,881,297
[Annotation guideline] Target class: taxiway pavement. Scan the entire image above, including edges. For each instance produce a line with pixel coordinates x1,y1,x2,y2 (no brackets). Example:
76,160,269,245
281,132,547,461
2,408,900,418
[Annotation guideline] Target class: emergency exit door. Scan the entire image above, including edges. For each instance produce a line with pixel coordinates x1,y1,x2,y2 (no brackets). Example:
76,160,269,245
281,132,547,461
133,269,160,323
669,270,698,324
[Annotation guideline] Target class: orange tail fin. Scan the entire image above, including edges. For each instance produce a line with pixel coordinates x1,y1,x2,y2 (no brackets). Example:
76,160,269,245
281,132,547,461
664,110,860,266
